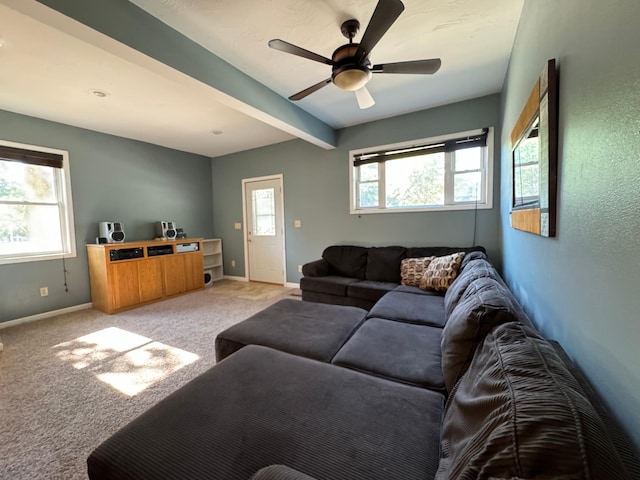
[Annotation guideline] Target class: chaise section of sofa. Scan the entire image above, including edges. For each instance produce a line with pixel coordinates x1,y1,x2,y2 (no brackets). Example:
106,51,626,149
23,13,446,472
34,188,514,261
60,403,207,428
88,345,445,480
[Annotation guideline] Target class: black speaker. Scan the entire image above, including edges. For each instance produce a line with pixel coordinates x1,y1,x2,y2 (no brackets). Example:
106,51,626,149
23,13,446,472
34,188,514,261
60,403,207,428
98,221,125,243
155,221,177,240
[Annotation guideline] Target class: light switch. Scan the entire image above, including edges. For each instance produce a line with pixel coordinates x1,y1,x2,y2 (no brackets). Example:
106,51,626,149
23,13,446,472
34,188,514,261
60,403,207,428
234,222,242,230
294,220,301,228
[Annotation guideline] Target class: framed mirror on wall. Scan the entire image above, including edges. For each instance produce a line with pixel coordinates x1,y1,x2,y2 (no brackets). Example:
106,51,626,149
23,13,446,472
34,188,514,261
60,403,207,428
510,59,558,237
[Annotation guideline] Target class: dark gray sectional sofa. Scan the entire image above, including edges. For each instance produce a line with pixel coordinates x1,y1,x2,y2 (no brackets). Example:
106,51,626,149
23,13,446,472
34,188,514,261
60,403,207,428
301,245,486,309
87,248,640,480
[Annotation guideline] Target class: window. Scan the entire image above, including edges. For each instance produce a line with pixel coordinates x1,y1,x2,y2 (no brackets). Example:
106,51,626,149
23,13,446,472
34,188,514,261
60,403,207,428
251,188,276,236
0,140,76,264
350,128,493,214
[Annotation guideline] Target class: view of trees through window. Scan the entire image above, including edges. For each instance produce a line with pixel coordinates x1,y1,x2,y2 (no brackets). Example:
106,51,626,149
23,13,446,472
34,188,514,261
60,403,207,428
0,160,62,255
356,146,485,210
0,175,29,243
513,122,540,207
386,153,445,207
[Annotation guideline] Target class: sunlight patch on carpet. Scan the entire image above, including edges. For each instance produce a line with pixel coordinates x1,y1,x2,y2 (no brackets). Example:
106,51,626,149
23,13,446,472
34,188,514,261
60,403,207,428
53,327,199,396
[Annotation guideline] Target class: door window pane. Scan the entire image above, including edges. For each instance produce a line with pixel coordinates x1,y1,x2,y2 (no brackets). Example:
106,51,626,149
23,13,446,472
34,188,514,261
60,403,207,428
252,188,276,236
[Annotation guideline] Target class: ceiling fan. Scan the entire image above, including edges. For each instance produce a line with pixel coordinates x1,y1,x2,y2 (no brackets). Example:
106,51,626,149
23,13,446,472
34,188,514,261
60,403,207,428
268,0,441,109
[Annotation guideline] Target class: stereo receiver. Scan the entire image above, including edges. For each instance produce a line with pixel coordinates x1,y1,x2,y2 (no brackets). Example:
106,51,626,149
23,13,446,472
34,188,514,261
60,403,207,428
109,247,143,262
176,242,199,253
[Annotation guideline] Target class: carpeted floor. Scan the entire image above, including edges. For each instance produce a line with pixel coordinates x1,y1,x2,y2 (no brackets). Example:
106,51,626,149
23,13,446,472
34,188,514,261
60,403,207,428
0,280,298,480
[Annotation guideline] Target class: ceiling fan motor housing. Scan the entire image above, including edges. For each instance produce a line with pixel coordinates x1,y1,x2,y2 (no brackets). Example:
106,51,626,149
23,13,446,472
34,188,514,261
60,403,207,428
331,43,372,91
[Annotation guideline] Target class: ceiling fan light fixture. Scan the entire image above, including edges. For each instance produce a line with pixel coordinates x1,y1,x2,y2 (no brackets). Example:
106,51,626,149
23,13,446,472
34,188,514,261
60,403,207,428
332,66,371,91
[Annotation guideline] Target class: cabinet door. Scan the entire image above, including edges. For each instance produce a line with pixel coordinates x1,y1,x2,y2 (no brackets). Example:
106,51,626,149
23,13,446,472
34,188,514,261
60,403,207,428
111,261,140,310
163,255,186,296
184,252,204,291
138,258,164,302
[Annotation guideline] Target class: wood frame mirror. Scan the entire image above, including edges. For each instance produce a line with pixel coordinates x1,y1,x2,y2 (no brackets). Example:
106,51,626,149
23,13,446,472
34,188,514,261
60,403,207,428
510,59,558,236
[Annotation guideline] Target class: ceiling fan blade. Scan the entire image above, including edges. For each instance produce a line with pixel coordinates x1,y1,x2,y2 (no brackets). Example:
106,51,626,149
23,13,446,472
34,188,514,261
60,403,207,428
355,86,375,109
356,0,405,61
372,58,442,75
268,39,332,65
289,79,332,101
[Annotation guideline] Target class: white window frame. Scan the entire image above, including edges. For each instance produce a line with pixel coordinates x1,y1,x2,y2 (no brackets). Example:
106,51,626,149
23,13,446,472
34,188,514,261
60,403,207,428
0,139,76,265
349,127,494,214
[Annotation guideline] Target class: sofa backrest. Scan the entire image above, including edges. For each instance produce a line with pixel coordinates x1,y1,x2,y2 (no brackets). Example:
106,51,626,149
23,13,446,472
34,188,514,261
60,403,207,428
406,245,485,259
364,246,407,283
322,246,368,279
321,245,487,283
438,322,633,479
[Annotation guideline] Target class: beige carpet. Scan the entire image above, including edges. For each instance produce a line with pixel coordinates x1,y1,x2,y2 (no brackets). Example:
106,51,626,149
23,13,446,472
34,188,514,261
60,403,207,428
0,281,298,480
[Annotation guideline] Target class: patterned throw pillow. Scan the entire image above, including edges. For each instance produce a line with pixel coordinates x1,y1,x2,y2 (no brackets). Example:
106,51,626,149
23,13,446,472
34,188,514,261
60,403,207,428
400,256,435,286
420,252,465,292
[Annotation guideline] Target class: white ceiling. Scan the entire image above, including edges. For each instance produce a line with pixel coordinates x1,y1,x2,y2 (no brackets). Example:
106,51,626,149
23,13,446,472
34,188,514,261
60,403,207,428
0,0,523,158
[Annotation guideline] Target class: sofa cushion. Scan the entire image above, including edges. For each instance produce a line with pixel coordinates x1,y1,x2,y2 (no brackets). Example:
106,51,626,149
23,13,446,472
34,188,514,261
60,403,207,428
333,318,445,391
322,245,368,279
420,252,465,292
215,299,367,362
299,275,359,297
444,258,500,318
88,345,445,480
368,290,446,327
400,256,435,286
393,284,443,296
441,277,521,392
365,246,407,283
347,280,397,302
437,322,631,480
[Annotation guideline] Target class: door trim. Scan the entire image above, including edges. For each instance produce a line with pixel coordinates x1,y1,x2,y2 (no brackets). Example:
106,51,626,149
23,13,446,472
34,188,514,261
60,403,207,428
241,174,286,285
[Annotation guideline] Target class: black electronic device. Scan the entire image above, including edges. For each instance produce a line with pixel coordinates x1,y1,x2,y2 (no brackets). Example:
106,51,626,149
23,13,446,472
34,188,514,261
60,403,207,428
109,247,143,262
176,228,187,239
147,245,174,257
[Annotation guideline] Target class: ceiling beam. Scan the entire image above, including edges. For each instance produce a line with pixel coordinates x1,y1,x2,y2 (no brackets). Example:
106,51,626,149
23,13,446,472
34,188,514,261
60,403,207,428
15,0,337,150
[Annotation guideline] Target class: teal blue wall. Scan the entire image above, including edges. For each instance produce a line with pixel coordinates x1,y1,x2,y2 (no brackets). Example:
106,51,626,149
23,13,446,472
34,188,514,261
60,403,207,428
0,109,213,323
212,95,501,283
500,0,640,448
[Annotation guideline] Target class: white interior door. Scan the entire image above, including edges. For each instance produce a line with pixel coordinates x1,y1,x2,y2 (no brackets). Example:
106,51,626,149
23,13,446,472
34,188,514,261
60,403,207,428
244,176,285,284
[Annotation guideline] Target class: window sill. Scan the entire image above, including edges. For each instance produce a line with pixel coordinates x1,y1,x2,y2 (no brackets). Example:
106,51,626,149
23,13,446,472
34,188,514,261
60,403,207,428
351,202,493,215
0,251,77,266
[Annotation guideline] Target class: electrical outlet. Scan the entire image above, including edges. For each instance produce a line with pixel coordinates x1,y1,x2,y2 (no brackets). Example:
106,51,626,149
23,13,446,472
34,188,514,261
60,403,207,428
234,222,242,230
40,286,48,297
294,220,301,228
231,260,236,268
298,265,302,273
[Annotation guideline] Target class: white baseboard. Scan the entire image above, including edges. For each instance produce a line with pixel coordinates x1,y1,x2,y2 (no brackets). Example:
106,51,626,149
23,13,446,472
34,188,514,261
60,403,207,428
0,303,93,330
286,282,300,289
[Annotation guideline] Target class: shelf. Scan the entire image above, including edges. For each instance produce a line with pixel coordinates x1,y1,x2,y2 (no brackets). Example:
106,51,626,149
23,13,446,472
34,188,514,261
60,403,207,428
203,238,223,284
